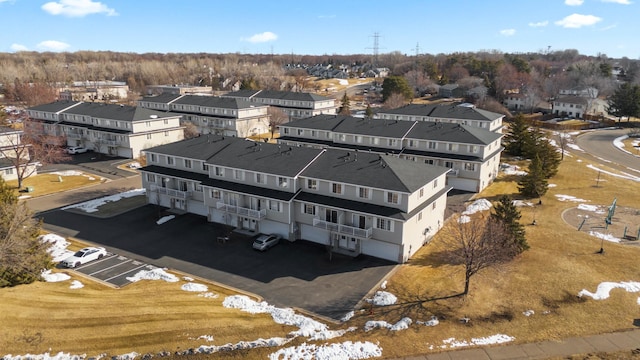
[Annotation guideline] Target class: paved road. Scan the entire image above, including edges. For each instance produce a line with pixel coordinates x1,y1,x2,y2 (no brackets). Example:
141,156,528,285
40,152,135,180
574,128,640,174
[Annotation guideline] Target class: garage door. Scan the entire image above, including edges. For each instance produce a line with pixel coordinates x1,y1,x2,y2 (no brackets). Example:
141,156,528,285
300,224,330,245
188,201,207,216
361,239,400,262
258,220,289,239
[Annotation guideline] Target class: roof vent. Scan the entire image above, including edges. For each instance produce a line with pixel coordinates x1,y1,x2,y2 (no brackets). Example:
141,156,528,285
150,115,158,119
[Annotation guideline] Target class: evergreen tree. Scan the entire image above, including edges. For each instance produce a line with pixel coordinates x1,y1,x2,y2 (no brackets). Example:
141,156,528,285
381,76,413,102
492,195,529,253
365,104,374,118
607,83,640,122
339,93,351,115
504,114,531,156
0,177,50,287
535,138,561,179
518,154,548,199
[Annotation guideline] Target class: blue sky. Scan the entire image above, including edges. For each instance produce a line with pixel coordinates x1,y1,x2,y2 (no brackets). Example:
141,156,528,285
0,0,637,58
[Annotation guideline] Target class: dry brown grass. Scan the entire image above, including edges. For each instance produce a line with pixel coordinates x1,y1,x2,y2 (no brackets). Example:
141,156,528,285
9,172,104,198
2,146,640,359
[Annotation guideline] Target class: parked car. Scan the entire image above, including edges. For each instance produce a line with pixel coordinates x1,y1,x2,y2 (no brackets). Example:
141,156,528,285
61,247,107,268
252,234,281,251
66,146,88,154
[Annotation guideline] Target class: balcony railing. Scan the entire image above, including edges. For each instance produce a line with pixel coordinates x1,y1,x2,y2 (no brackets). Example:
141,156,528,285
216,201,267,219
150,184,190,199
100,139,119,146
312,218,373,238
447,169,459,177
66,132,83,139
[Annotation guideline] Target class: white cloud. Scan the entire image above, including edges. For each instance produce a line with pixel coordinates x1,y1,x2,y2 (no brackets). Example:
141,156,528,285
600,23,618,30
565,0,584,5
241,31,278,43
602,0,632,3
10,43,28,51
42,0,117,17
37,40,71,51
529,20,549,27
500,29,516,36
555,13,602,28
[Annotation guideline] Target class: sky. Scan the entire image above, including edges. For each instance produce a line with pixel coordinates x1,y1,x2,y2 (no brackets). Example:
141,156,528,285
0,0,638,59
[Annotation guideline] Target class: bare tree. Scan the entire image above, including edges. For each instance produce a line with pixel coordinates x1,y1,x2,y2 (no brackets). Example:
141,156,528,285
183,121,200,139
0,120,69,189
5,80,58,107
267,107,288,140
556,128,569,160
383,92,407,109
438,213,517,295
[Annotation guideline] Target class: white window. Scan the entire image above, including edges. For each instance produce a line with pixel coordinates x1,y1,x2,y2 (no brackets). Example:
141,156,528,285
469,145,479,153
164,119,169,124
167,156,174,166
408,139,416,147
375,218,393,231
5,168,13,175
339,134,346,141
433,179,438,188
278,177,288,188
424,159,434,165
358,187,370,199
146,134,152,140
372,137,380,145
418,212,423,221
146,173,155,182
419,188,424,198
194,183,203,192
255,173,265,184
234,169,244,180
447,143,458,151
428,141,436,150
283,128,290,134
355,135,363,143
202,163,209,172
164,131,169,137
150,153,157,162
332,183,343,194
269,200,282,212
146,121,151,127
184,159,192,168
303,203,316,215
445,161,454,168
210,189,221,199
386,192,399,204
178,180,188,192
297,129,304,135
307,179,317,190
464,163,476,171
215,167,224,176
388,139,397,146
311,130,317,137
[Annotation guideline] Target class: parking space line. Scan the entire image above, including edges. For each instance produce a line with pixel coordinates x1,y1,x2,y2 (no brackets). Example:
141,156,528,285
89,259,132,276
103,264,149,282
74,254,116,270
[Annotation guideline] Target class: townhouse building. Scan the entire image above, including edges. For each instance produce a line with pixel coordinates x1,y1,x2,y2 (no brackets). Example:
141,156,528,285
0,126,38,181
222,90,338,120
140,135,451,263
138,94,270,137
376,103,504,133
552,96,589,119
26,101,184,159
277,115,503,193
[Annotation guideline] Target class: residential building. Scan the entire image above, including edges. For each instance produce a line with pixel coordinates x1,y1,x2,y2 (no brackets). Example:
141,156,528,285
222,90,338,120
376,103,504,133
503,92,526,111
27,101,184,158
138,94,269,137
559,87,598,98
146,84,214,96
140,135,451,263
439,84,464,98
552,96,589,118
277,115,502,193
58,81,130,102
0,126,38,181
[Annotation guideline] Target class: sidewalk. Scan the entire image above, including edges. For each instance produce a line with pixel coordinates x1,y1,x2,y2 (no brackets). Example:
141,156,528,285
24,174,142,214
395,328,640,360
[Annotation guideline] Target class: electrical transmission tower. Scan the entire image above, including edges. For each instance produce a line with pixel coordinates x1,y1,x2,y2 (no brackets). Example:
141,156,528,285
367,32,382,68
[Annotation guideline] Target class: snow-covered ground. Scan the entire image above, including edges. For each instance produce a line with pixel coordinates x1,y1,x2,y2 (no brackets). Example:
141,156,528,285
156,215,175,225
578,281,640,301
62,188,146,213
586,164,640,182
459,198,492,223
366,291,397,306
555,194,588,202
500,163,527,176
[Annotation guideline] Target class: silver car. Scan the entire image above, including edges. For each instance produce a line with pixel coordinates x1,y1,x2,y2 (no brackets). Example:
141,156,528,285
252,234,281,251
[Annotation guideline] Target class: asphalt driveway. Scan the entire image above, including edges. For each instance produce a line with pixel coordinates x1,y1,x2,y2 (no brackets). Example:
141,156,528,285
40,205,395,320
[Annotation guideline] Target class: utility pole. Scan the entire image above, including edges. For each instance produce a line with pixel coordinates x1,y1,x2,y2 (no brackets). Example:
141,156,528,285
366,32,382,68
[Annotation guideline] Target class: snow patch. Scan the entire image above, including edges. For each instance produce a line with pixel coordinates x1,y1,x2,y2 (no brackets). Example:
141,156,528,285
577,204,600,212
198,292,219,299
380,280,387,289
512,200,533,207
126,268,179,283
340,311,355,322
523,310,534,317
366,291,397,306
69,280,84,289
41,269,70,283
1,352,87,360
578,281,640,300
555,194,587,202
182,282,208,292
500,163,527,176
194,337,293,355
62,189,146,213
269,341,382,360
588,231,621,243
440,334,515,349
197,335,214,342
417,316,439,326
156,215,175,225
587,164,640,182
462,199,492,215
39,233,74,263
548,183,557,188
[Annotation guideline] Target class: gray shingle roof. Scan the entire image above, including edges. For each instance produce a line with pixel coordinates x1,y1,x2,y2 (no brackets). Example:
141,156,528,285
222,90,261,98
333,117,416,138
281,114,347,131
28,101,81,113
301,148,447,193
62,103,181,122
380,103,503,121
253,90,332,102
139,93,183,104
144,134,236,161
407,122,502,145
172,95,261,109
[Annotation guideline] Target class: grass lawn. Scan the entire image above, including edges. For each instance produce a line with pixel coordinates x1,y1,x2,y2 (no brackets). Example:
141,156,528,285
2,140,640,359
8,172,105,199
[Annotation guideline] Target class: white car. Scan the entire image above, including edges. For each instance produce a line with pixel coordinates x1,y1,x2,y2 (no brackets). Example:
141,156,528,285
61,247,107,268
66,146,88,154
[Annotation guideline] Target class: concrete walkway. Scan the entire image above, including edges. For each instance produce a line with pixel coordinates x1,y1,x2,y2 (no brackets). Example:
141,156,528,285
395,328,640,360
24,174,141,214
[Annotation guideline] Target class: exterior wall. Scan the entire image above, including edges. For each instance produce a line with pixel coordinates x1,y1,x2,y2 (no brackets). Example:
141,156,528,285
129,129,184,159
552,101,586,118
0,132,20,147
1,163,38,182
400,193,447,262
131,117,182,133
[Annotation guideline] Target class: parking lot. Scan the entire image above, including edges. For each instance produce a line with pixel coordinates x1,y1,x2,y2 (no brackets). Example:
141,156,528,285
66,252,158,288
41,204,395,320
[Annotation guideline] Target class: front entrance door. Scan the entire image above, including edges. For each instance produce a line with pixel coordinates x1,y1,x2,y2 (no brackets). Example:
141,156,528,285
241,217,257,231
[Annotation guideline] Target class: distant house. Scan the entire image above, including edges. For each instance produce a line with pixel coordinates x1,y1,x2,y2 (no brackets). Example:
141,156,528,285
146,84,213,96
503,92,525,111
58,80,129,102
27,101,184,158
0,126,38,181
552,96,589,118
559,87,598,98
138,94,270,137
439,84,464,98
466,85,488,100
222,90,338,120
